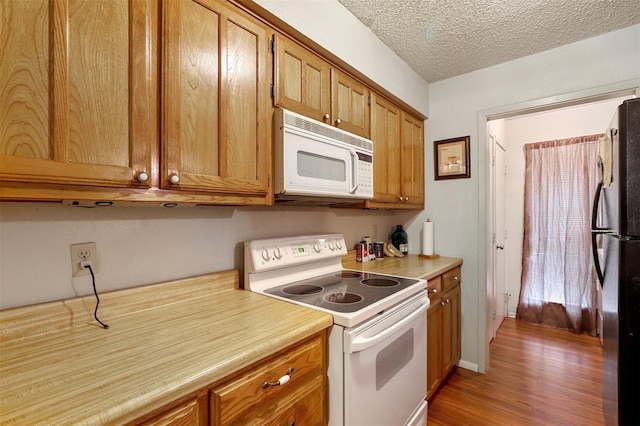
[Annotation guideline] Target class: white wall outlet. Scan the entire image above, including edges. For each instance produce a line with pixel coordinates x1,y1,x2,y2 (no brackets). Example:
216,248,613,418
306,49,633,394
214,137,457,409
70,242,97,277
371,224,378,240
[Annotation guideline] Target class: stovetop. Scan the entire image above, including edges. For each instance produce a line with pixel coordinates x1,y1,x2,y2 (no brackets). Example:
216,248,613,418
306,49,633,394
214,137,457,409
264,270,421,314
244,233,427,327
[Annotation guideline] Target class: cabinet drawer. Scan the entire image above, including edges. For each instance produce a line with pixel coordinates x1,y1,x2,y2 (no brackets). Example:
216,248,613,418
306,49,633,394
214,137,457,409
426,276,442,300
442,266,461,291
211,335,324,425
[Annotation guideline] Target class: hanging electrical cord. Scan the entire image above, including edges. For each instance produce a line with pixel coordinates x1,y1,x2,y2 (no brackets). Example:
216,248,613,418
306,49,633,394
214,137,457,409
84,264,109,329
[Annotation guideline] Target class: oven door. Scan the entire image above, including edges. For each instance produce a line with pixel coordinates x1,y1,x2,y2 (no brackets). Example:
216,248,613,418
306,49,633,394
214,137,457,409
343,293,429,426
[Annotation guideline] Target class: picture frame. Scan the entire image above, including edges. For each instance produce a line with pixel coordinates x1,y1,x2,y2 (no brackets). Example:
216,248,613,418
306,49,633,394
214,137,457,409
434,136,471,180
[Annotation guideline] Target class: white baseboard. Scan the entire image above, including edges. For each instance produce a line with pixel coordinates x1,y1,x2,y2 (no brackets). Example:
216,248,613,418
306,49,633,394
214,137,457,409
457,359,479,372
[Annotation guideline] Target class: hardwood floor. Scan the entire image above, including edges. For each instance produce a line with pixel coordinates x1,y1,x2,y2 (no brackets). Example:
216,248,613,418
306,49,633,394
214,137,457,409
427,318,604,426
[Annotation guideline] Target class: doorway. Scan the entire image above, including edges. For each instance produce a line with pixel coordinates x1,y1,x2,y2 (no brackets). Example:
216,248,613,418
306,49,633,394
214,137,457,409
482,84,638,371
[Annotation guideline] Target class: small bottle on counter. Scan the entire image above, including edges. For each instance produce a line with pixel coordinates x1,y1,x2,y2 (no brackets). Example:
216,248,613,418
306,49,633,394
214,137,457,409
391,225,409,255
363,236,375,261
356,240,369,262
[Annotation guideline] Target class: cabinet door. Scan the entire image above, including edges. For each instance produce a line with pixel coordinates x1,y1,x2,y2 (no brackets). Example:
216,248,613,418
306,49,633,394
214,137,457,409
0,0,155,188
370,94,401,204
441,284,461,376
331,69,370,138
274,34,331,124
399,111,424,208
426,300,442,400
162,0,272,197
137,396,205,426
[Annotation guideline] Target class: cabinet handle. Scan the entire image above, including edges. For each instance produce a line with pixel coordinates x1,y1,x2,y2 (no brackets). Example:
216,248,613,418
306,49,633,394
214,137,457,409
445,299,451,304
335,118,342,125
136,171,149,182
427,289,438,295
451,276,459,281
169,174,180,184
440,301,445,306
262,367,294,389
399,196,405,201
405,197,409,202
323,113,330,121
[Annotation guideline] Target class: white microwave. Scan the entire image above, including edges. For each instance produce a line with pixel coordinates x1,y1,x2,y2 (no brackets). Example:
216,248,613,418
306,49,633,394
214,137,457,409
274,108,373,204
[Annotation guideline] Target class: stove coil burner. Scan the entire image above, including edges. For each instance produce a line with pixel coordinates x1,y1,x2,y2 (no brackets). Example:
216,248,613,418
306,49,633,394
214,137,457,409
324,292,362,304
334,271,362,279
282,284,323,295
361,278,399,287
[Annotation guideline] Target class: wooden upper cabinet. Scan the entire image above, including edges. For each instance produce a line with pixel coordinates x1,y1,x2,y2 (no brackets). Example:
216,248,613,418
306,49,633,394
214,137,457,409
0,0,156,188
274,35,370,139
273,34,331,124
331,69,370,138
364,94,424,209
400,110,425,208
369,94,401,204
162,0,272,196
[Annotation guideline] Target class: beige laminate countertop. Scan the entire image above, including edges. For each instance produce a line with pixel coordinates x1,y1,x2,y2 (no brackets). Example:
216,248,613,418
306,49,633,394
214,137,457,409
342,251,463,280
0,270,333,425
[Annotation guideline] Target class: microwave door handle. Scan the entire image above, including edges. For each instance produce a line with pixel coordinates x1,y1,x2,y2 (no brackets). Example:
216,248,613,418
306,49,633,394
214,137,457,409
349,151,359,194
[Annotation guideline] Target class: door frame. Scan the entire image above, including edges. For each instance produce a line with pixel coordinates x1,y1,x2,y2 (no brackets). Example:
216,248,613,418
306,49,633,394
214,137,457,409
478,80,639,373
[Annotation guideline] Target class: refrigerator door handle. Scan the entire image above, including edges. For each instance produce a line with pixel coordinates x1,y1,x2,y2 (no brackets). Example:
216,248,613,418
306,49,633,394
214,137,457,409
591,181,607,286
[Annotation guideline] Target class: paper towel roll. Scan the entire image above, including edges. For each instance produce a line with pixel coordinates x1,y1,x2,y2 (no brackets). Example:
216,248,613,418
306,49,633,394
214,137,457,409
422,220,434,255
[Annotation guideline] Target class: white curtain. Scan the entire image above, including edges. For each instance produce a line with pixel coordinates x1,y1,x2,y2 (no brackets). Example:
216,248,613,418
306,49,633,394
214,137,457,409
517,134,602,334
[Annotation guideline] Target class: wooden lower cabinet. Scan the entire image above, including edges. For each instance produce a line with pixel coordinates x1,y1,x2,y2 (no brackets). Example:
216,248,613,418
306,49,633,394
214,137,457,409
138,394,208,426
211,332,326,425
426,267,461,400
131,331,327,426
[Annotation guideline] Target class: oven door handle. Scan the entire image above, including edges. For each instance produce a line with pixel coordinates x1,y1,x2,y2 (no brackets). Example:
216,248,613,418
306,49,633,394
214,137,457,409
347,297,429,354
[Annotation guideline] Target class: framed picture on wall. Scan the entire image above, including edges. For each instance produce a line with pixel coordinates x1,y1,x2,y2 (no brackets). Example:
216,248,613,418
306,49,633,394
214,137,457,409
434,136,471,180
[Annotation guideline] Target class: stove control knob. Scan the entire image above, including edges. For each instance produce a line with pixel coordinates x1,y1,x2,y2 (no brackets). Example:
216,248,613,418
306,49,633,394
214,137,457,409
274,247,283,259
313,242,321,253
336,240,343,250
328,241,335,250
261,248,270,261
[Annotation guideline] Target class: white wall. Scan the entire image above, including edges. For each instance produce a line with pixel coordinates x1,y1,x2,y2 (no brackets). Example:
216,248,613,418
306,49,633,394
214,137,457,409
424,24,640,373
0,203,414,308
493,96,631,319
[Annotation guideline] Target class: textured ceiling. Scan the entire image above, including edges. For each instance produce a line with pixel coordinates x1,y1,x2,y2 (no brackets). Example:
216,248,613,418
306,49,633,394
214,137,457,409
337,0,640,83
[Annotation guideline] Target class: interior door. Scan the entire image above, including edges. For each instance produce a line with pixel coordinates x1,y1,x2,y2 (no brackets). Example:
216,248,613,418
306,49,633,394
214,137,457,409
494,138,507,337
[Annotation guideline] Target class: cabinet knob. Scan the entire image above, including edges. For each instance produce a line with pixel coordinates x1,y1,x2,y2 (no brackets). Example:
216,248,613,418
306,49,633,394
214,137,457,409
169,174,180,184
452,276,459,281
335,118,342,125
323,113,330,121
136,171,149,182
427,288,438,295
399,196,405,201
405,197,409,202
441,301,445,306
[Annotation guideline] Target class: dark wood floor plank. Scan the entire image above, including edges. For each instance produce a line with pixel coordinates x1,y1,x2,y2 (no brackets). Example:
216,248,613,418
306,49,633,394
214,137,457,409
427,318,604,425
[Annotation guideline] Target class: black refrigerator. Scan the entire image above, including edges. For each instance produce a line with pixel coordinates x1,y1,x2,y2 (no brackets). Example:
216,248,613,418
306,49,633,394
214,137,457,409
592,97,640,426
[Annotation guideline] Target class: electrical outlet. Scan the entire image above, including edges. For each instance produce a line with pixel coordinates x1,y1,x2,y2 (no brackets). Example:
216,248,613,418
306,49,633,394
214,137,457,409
70,242,97,277
371,224,378,240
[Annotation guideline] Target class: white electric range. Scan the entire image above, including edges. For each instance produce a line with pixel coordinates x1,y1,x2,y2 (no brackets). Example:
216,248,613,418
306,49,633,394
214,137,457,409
244,233,429,426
